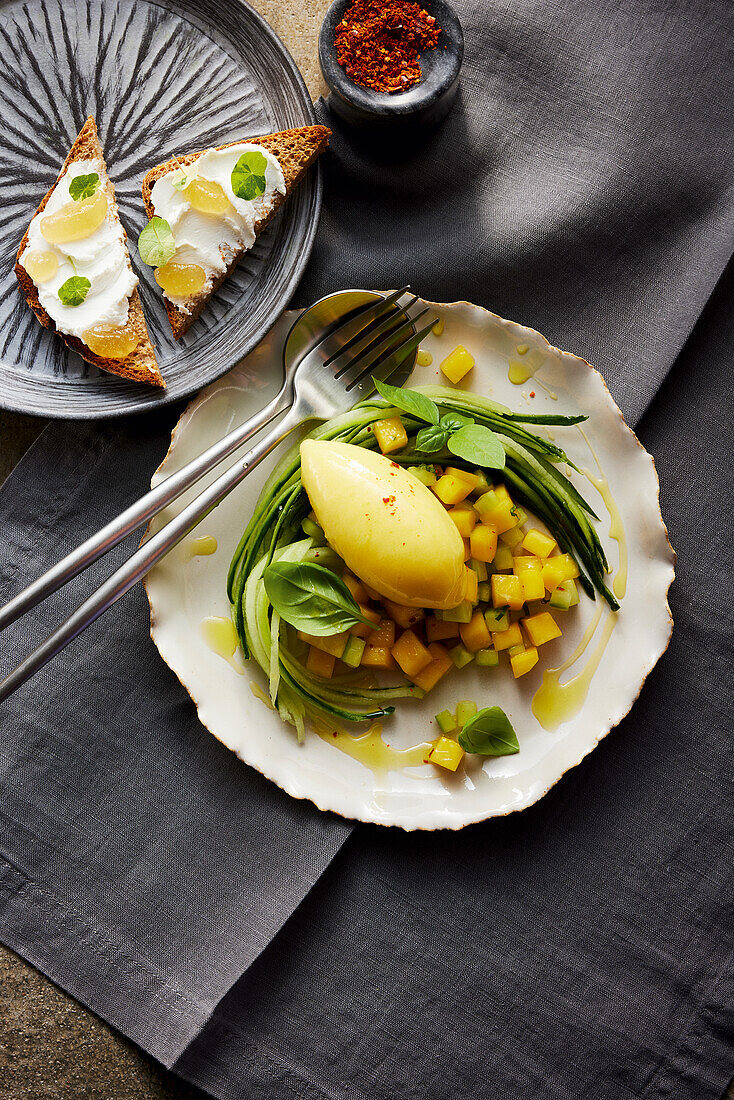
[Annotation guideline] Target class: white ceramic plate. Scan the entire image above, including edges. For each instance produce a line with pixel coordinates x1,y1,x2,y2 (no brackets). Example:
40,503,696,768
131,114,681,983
145,298,675,830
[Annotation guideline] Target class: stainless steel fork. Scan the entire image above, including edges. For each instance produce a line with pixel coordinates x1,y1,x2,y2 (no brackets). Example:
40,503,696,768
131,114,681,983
0,288,436,702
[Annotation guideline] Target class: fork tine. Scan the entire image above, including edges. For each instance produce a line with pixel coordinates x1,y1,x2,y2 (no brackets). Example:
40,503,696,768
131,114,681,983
347,318,438,396
313,287,412,364
331,295,419,378
338,308,431,390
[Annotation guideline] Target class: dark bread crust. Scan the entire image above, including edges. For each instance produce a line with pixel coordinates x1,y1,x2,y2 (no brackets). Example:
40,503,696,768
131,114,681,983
15,116,164,388
141,125,330,339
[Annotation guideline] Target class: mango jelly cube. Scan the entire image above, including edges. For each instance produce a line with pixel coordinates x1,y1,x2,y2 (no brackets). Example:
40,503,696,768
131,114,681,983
480,499,518,535
446,467,481,490
306,646,336,678
392,629,433,678
522,528,557,558
433,472,474,506
511,646,539,678
298,630,348,658
440,345,475,385
426,614,461,642
369,619,397,647
464,567,479,604
381,599,424,630
541,554,580,591
361,644,396,670
522,611,562,646
492,622,524,651
459,609,492,652
373,416,408,455
428,735,465,771
448,503,477,538
491,573,525,610
470,523,498,563
412,642,454,692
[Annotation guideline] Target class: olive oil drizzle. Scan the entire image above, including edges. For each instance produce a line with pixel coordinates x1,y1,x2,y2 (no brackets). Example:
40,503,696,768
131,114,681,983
201,615,244,674
315,722,433,774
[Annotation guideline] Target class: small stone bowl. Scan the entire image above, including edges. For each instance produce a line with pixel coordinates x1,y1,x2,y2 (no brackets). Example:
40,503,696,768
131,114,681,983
318,0,464,129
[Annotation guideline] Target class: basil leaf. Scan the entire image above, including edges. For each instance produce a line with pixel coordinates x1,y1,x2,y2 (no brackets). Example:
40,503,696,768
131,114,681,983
68,172,100,201
447,424,506,469
231,151,268,201
439,411,473,432
415,424,450,453
137,217,176,267
458,707,519,756
372,378,440,425
263,561,377,636
57,275,91,307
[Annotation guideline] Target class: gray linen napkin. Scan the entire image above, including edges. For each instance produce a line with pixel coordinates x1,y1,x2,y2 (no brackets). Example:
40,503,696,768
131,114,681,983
1,0,733,1095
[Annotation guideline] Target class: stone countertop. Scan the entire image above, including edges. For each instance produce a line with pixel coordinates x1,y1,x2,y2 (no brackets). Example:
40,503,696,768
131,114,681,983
0,2,327,1096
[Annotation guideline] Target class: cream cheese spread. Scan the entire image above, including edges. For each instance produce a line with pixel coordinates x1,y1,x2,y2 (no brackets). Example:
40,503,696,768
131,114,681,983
20,159,137,341
149,143,286,310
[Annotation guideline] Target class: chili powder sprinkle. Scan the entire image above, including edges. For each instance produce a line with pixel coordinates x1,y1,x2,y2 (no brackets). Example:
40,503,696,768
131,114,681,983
334,0,441,94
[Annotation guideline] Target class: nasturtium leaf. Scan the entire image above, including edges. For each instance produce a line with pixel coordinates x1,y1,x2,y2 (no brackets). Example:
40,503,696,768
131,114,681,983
57,275,91,307
231,151,268,201
458,707,519,756
137,217,176,267
68,173,100,201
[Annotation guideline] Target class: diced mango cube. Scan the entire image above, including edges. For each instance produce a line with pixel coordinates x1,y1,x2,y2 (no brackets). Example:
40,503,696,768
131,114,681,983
541,554,580,591
426,614,461,643
511,646,539,678
373,416,408,455
350,604,382,638
448,502,477,538
492,622,524,651
475,496,518,535
459,609,492,652
464,567,479,604
370,619,397,648
433,472,473,506
491,573,525,610
392,629,433,678
361,645,396,670
470,523,498,563
522,528,557,558
306,646,336,678
381,599,424,630
342,572,368,604
440,345,475,385
428,735,465,771
513,556,545,601
298,630,348,658
412,642,454,692
522,611,562,646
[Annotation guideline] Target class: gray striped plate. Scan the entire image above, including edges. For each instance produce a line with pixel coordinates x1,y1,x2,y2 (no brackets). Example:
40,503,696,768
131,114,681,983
0,0,321,418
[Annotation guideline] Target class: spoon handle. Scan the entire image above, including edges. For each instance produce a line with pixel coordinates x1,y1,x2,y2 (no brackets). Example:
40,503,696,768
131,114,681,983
0,386,291,633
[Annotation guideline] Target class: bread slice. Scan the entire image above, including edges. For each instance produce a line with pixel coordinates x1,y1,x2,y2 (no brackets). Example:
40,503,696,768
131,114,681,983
15,116,164,388
141,125,330,339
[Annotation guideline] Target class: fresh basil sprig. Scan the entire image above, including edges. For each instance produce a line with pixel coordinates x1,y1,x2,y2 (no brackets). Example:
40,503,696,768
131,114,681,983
231,151,267,201
137,217,176,267
372,377,439,425
458,707,519,756
57,275,91,307
263,561,377,636
415,411,472,453
448,423,506,469
68,173,100,201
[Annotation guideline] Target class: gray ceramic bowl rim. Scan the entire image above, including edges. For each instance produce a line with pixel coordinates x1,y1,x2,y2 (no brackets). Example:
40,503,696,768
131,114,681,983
318,0,464,118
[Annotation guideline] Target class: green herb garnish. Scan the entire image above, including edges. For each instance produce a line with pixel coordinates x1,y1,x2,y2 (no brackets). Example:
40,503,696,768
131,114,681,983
372,376,439,425
458,707,519,756
137,217,176,267
68,173,100,201
231,151,267,201
263,561,378,636
172,172,189,192
415,411,472,453
448,423,505,469
57,276,91,306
